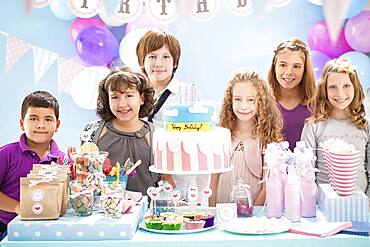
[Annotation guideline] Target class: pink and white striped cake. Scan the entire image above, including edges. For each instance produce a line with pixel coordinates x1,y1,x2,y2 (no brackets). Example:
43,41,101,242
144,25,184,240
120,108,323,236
151,127,232,174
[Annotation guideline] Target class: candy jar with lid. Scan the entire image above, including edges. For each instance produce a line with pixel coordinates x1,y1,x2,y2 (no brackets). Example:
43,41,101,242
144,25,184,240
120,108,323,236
230,178,253,217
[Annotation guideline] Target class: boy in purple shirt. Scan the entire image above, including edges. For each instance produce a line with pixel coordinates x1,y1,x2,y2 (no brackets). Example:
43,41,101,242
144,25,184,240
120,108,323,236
0,91,64,240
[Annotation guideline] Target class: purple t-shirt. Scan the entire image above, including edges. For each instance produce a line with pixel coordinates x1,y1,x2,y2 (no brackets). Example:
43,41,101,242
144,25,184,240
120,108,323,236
0,133,65,224
278,103,311,150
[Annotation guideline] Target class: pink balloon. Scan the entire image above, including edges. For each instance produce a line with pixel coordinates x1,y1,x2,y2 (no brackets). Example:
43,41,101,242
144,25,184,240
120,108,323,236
345,11,370,53
69,18,107,43
307,20,353,58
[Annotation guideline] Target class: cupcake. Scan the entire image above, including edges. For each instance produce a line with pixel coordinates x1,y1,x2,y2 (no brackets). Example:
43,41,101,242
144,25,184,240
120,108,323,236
184,219,206,230
161,219,182,231
145,217,164,230
196,213,215,228
181,212,197,220
160,212,178,219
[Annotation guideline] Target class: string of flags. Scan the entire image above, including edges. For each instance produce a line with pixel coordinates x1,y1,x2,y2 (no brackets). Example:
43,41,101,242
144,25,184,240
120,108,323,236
1,30,86,95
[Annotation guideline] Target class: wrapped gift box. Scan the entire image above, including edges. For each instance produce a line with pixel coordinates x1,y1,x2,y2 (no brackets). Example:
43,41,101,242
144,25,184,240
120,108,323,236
318,184,368,222
8,197,148,241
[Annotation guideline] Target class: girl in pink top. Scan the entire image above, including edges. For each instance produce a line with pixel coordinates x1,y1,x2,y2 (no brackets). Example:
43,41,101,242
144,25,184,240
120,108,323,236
209,69,283,206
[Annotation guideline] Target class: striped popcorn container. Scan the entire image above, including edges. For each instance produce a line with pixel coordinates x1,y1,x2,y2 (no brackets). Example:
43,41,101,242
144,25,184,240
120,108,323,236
322,149,361,197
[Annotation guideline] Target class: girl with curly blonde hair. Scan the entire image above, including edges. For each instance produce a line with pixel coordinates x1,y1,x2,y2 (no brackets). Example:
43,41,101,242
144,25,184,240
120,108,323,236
301,58,370,197
267,38,316,150
79,66,160,195
210,69,283,206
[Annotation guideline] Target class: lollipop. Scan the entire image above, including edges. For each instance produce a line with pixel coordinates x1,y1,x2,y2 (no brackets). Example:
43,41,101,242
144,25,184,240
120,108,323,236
201,188,213,207
147,186,161,216
80,142,99,154
170,189,182,211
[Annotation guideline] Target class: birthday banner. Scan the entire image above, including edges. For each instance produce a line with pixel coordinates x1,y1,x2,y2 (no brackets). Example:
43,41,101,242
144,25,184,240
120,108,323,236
29,0,285,24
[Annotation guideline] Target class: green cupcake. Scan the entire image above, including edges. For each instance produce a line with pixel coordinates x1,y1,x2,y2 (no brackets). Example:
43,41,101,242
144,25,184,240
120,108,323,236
161,220,182,231
145,218,164,230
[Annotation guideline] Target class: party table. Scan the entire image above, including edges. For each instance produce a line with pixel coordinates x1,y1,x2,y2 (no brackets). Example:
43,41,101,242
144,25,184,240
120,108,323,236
1,223,369,247
1,207,369,247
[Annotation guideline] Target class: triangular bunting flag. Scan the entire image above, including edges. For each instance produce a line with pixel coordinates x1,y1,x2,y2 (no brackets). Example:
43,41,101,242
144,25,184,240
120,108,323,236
32,46,58,85
5,35,32,71
57,57,84,95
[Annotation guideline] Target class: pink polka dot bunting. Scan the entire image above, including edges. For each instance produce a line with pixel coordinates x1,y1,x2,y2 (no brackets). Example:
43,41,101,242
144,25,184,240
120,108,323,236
5,35,32,71
57,57,83,95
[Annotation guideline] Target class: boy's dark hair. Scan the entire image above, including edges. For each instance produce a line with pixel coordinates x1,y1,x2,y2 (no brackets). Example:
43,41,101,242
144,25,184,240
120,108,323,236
21,91,60,120
97,66,155,121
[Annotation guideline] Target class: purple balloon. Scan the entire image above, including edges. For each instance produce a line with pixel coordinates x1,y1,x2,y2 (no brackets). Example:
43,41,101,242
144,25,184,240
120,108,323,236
75,26,118,66
345,11,370,53
69,17,107,43
310,50,330,82
307,20,353,58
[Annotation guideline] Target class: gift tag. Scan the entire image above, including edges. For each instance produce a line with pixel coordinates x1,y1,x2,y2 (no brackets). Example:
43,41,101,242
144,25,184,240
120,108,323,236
216,203,237,225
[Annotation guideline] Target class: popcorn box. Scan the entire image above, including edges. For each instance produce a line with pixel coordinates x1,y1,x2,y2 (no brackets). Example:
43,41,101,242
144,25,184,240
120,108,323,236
8,196,148,241
318,184,368,222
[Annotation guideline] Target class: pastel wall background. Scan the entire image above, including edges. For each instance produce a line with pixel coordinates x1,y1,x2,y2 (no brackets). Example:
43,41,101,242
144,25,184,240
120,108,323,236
0,0,369,151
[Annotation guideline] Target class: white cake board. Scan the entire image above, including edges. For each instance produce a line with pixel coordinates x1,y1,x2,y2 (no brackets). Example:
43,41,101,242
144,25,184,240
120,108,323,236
149,165,234,175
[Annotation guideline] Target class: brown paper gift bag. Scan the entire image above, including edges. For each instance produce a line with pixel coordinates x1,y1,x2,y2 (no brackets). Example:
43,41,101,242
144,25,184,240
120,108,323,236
20,177,63,220
30,165,70,215
27,173,68,216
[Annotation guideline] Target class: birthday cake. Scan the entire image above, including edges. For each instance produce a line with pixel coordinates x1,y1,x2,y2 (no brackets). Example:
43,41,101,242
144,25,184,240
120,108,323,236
151,102,232,174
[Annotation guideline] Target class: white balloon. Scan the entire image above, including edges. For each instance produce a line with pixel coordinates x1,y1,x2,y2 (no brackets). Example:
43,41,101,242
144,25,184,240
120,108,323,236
32,0,51,8
70,66,110,110
50,0,75,20
307,0,323,6
271,0,293,8
119,28,151,69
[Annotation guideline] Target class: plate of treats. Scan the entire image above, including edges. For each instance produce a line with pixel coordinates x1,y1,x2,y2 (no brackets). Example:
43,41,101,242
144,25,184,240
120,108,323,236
224,216,291,235
140,212,217,234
